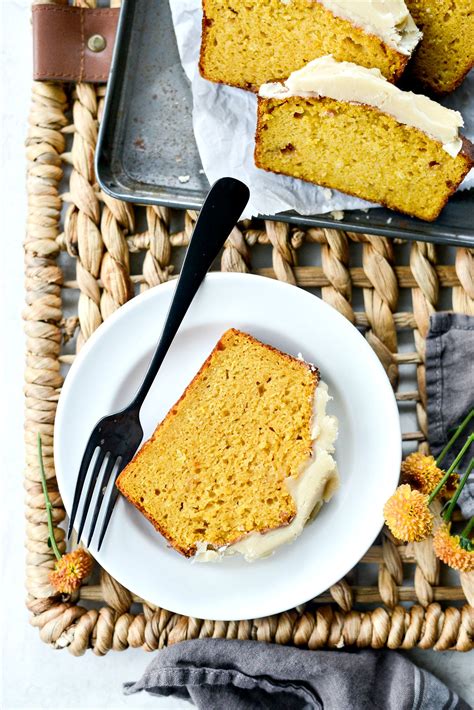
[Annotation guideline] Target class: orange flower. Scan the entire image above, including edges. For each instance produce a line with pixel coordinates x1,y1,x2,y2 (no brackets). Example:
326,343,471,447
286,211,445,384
432,523,474,573
401,452,458,497
49,548,93,594
383,484,433,542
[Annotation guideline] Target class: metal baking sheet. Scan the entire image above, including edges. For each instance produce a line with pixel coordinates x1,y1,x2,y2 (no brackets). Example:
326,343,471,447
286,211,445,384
96,0,474,247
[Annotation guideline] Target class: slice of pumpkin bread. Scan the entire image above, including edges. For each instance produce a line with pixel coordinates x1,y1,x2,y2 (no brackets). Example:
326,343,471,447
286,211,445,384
255,56,473,222
404,0,474,94
199,0,421,91
116,329,320,557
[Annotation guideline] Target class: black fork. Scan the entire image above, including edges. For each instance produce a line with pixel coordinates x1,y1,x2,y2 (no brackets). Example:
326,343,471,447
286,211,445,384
67,178,250,550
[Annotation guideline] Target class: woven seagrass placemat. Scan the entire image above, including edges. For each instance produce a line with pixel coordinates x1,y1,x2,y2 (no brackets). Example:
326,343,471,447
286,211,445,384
24,22,474,653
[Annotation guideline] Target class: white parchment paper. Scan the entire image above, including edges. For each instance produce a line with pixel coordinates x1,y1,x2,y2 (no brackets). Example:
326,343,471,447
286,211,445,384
169,0,473,219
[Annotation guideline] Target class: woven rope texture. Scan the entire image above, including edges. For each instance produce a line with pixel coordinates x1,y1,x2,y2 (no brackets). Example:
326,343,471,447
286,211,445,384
24,2,474,655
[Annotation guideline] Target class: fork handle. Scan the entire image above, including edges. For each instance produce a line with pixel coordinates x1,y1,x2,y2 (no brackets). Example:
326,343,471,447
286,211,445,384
129,177,250,411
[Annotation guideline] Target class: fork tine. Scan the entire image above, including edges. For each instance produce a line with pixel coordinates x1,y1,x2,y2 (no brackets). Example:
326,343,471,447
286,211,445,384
96,487,120,552
76,448,106,543
96,456,132,551
86,454,118,548
67,436,100,539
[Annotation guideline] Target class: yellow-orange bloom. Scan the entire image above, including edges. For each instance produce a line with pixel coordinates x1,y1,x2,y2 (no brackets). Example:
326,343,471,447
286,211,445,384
383,484,433,542
49,548,93,594
401,452,458,497
433,524,474,573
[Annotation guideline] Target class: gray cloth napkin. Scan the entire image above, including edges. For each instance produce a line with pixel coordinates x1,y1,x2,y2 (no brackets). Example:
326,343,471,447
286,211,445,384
426,313,474,518
124,639,469,709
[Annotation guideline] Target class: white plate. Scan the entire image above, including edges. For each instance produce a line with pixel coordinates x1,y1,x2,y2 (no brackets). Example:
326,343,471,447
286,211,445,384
55,272,400,620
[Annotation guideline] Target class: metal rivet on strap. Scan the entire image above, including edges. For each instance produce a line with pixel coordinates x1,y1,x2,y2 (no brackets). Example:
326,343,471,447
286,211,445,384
87,34,107,53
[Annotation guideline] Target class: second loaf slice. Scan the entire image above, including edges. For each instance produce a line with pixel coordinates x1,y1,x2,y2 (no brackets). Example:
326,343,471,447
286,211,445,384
255,56,473,221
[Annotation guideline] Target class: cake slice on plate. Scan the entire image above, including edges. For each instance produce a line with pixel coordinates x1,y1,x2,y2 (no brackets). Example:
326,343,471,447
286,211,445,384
116,329,339,561
200,0,421,91
255,56,473,221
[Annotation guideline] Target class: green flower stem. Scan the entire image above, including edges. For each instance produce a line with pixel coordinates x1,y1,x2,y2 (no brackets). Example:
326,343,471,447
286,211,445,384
442,457,474,523
436,408,474,466
461,516,474,539
460,515,474,540
38,433,62,561
428,433,474,505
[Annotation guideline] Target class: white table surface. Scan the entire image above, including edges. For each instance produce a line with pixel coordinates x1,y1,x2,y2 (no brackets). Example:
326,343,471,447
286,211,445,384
1,2,472,708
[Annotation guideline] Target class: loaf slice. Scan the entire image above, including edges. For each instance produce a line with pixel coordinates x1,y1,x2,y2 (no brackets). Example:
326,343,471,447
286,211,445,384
255,57,473,222
200,0,421,91
116,329,320,557
404,0,474,94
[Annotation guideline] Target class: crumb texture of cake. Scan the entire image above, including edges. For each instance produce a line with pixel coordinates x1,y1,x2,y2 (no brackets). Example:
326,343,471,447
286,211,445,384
196,380,339,562
404,0,474,94
199,0,420,91
255,57,474,222
116,329,319,557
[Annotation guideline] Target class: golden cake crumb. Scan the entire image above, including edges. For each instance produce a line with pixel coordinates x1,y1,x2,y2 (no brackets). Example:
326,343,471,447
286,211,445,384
254,95,473,221
116,329,319,557
200,0,412,91
404,0,474,94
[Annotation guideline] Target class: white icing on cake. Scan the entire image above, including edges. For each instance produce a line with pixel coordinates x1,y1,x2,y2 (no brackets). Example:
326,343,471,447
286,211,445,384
259,56,464,157
314,0,421,55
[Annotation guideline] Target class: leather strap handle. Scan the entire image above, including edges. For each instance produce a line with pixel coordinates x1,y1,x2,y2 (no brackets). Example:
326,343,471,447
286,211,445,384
33,4,119,83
